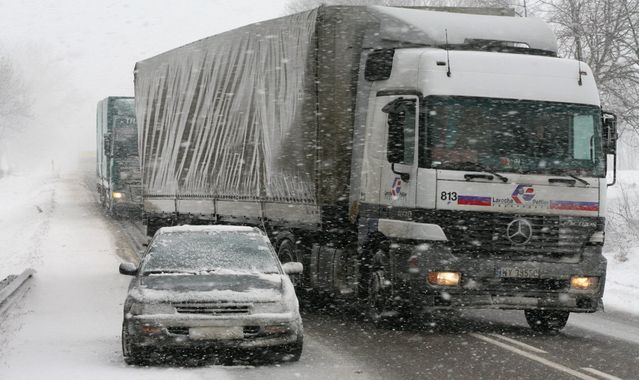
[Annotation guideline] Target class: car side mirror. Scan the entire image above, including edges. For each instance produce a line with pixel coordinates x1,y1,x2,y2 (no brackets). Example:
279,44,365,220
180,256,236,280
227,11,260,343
119,262,138,276
282,262,303,275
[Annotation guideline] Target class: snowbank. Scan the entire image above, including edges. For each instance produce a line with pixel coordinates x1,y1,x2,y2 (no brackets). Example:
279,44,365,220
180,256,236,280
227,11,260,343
602,170,639,314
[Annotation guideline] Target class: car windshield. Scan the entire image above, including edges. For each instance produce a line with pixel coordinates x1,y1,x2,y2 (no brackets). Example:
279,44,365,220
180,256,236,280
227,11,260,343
424,96,605,176
142,231,279,275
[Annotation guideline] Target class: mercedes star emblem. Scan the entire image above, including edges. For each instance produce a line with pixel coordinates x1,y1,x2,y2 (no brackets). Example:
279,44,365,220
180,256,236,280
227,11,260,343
506,218,533,245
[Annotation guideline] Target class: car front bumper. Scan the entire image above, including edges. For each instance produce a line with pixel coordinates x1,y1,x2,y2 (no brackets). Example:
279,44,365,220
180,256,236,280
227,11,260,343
124,313,302,350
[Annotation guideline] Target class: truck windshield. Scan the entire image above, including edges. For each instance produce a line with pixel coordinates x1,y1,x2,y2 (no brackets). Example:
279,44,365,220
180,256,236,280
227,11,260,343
423,96,605,177
110,98,137,157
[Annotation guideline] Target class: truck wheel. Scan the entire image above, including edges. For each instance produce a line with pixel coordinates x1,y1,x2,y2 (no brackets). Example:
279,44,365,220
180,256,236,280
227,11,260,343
524,310,569,332
278,240,300,286
368,271,392,326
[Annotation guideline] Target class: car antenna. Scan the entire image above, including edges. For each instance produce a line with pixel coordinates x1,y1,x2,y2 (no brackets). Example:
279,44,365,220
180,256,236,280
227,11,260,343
445,29,452,77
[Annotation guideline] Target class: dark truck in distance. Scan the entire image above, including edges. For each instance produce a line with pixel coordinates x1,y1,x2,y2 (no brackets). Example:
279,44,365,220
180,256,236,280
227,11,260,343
96,96,142,216
134,6,617,331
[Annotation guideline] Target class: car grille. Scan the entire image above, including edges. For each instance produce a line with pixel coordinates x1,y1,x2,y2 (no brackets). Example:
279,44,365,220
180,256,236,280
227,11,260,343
439,213,600,259
173,303,251,315
167,327,189,335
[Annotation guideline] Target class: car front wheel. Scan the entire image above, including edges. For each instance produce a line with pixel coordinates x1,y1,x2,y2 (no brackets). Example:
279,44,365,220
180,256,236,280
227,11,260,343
279,335,303,363
122,322,149,365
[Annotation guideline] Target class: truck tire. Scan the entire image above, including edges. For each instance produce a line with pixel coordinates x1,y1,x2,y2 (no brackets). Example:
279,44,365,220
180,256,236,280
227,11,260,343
368,271,392,326
524,310,569,332
146,223,160,237
278,240,300,287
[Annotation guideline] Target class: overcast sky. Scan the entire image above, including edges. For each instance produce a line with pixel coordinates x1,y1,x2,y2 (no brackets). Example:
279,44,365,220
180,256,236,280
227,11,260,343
0,0,288,171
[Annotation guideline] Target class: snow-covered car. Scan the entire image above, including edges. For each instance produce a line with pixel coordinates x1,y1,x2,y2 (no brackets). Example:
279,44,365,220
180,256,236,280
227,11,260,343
118,225,304,365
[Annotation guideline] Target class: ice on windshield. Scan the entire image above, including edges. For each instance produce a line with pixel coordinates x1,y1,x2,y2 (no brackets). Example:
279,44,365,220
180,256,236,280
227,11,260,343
143,231,279,274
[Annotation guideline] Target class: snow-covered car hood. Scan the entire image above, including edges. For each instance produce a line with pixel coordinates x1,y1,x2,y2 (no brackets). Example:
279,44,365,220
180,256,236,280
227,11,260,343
129,273,284,303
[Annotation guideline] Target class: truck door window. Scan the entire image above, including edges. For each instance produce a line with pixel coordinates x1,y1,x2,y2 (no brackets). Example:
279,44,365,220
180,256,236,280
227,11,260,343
383,99,416,164
572,114,595,161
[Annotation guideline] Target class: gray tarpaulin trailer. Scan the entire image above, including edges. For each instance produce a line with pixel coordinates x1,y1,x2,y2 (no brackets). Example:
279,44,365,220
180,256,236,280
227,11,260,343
135,6,614,330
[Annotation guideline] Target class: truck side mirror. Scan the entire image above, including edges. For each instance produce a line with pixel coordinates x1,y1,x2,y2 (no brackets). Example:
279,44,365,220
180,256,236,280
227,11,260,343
365,49,395,81
602,111,617,187
104,135,112,157
602,111,617,154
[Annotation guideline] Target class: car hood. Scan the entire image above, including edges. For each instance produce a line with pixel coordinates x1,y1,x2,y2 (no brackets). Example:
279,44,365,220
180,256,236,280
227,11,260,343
129,273,284,303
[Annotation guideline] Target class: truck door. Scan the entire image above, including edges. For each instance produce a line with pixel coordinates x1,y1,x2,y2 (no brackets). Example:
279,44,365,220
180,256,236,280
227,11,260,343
377,95,419,211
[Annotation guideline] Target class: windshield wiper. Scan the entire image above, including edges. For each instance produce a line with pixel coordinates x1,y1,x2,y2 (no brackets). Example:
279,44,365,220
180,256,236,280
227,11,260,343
452,162,509,183
548,169,590,186
143,270,197,276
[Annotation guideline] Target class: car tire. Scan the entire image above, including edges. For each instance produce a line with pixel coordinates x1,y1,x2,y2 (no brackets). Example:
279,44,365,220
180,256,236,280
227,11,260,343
524,310,570,332
122,323,149,365
278,335,303,363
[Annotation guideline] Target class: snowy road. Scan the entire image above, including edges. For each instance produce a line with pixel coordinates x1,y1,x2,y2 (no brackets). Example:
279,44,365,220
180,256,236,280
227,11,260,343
1,169,638,379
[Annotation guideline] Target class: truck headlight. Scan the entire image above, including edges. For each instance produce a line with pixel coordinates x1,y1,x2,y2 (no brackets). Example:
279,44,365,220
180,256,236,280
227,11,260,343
588,231,604,244
428,271,461,286
571,276,599,290
112,191,124,199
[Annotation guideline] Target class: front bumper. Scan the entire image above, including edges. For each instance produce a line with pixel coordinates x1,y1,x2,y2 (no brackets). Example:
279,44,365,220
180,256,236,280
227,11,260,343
402,245,606,313
124,314,302,350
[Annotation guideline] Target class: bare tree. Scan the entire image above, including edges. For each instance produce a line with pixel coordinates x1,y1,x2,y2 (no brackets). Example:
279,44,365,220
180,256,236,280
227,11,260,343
542,0,639,137
0,53,31,176
0,54,31,141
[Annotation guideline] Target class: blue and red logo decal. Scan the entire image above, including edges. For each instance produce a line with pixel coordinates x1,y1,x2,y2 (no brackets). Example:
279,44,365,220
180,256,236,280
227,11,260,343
390,177,402,200
512,184,535,204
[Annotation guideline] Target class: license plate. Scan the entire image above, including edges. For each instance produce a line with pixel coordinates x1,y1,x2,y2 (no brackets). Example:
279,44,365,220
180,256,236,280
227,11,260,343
189,327,243,340
496,267,540,278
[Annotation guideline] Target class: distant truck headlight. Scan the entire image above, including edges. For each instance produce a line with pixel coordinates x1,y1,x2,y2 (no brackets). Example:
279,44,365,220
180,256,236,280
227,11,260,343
112,191,124,199
570,276,599,290
428,271,461,286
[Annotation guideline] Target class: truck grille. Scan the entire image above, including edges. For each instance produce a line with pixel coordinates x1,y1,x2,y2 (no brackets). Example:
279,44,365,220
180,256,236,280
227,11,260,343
174,303,251,315
438,212,601,259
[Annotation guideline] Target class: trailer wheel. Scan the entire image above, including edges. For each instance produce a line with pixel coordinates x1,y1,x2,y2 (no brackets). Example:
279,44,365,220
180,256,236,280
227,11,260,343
524,310,569,332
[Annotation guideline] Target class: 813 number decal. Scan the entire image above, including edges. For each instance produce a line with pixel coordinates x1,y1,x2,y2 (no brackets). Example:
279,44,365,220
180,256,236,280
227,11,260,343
440,191,458,201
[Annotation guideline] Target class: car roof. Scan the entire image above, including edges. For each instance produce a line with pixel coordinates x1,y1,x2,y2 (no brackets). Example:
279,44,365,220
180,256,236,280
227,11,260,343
156,225,261,234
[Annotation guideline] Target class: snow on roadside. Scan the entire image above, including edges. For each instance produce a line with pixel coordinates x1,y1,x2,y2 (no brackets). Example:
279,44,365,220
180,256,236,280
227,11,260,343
0,171,57,280
603,170,639,315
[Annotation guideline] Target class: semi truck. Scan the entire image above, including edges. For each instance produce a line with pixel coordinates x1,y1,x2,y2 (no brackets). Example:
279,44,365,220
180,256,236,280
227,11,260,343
134,6,617,331
96,96,143,216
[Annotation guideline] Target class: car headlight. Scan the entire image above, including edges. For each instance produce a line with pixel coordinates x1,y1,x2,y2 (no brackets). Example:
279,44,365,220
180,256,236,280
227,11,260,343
112,191,124,199
128,302,175,316
252,301,288,314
